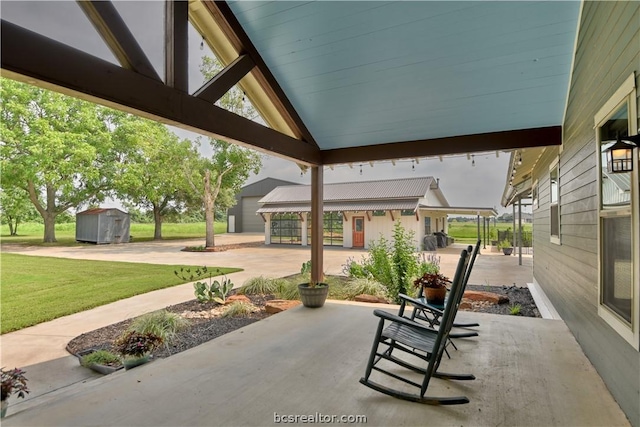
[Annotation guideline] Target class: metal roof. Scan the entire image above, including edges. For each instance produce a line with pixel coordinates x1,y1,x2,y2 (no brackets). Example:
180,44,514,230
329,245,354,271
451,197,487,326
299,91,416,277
419,206,498,218
259,176,434,204
257,200,418,214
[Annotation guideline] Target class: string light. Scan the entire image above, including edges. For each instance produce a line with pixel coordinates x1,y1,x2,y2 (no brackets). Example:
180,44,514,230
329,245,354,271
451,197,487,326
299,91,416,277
411,160,415,171
359,164,363,175
471,154,475,167
517,153,522,166
200,36,205,50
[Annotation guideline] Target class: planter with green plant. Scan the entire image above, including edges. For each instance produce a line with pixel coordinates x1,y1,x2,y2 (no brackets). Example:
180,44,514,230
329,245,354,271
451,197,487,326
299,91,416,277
114,331,163,370
174,266,233,304
498,239,513,255
413,272,449,306
79,349,122,375
298,260,329,308
1,367,29,418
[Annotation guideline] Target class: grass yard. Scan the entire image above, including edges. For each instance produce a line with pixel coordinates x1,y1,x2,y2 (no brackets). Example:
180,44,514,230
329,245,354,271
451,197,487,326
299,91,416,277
1,221,226,246
447,222,532,243
0,253,240,333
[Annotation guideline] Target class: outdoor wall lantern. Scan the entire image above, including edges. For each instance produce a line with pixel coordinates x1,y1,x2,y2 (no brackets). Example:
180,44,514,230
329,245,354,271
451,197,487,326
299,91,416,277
606,133,640,173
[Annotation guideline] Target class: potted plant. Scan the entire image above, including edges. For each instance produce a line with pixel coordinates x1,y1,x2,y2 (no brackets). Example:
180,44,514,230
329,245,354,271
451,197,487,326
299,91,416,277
498,239,514,255
114,331,163,370
79,349,123,375
1,367,29,418
413,272,449,306
297,261,329,308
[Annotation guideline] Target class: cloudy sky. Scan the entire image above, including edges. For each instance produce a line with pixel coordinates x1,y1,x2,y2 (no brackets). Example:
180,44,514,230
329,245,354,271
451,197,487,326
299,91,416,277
2,1,515,214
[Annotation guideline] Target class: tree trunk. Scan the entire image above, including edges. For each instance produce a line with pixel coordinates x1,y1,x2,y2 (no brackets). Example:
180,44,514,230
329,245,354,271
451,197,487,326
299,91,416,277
153,206,163,240
204,170,215,248
8,217,15,236
43,212,57,242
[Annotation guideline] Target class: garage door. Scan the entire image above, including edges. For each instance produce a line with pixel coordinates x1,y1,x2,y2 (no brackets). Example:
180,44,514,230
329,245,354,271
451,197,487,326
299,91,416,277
242,196,264,232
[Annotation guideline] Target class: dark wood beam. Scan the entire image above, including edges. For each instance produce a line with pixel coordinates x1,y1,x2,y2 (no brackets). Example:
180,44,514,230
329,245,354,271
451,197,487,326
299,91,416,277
193,54,255,103
164,0,189,91
76,0,161,81
311,167,324,284
1,20,321,165
205,1,318,148
321,126,562,165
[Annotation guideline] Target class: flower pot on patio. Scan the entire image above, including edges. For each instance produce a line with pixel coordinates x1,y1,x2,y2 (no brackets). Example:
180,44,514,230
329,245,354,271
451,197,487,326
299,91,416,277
298,283,329,308
424,287,447,306
122,354,151,370
502,247,513,256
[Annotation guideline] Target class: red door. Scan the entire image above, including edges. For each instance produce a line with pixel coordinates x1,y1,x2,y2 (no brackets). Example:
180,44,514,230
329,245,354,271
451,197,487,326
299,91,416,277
353,217,365,248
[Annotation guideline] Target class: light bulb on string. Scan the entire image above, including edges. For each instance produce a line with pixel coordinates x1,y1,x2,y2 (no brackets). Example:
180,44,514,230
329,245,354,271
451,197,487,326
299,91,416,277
359,164,363,175
200,36,205,51
471,155,475,167
411,160,415,171
517,153,522,166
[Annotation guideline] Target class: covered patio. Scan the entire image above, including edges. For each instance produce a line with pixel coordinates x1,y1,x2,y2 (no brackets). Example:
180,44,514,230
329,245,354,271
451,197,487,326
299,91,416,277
4,302,628,426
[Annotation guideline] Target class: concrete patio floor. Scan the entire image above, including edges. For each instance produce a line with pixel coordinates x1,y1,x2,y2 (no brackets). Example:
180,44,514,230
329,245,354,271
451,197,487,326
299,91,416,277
3,302,629,426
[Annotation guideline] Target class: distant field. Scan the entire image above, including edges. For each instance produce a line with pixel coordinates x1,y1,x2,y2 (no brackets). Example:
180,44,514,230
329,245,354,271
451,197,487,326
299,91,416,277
447,222,532,243
1,221,226,246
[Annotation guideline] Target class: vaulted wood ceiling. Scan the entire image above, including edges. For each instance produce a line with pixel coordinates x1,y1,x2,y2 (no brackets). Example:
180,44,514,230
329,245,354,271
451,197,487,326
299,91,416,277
1,0,580,166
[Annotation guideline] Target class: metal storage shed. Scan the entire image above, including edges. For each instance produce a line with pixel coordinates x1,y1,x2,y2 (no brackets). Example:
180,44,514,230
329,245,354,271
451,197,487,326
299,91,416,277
75,208,130,244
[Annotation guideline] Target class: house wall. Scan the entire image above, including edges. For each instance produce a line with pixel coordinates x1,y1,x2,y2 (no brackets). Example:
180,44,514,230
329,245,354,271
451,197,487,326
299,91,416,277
531,2,640,425
342,211,422,250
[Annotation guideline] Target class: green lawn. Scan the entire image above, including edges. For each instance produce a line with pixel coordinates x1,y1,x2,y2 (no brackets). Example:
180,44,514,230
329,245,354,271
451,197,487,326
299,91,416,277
1,221,226,246
0,253,240,333
447,222,532,243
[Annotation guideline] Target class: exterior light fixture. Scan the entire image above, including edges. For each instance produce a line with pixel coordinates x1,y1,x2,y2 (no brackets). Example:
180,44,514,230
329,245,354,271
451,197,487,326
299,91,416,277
606,133,640,173
518,153,523,166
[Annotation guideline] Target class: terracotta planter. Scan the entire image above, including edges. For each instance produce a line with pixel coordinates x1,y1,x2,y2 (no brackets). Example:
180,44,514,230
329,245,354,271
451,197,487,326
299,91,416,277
298,283,329,308
424,287,447,306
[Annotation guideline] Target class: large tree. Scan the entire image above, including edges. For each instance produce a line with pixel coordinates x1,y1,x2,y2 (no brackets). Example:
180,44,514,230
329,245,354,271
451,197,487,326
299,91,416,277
112,115,196,240
184,56,262,247
186,139,261,248
0,186,38,236
0,78,116,242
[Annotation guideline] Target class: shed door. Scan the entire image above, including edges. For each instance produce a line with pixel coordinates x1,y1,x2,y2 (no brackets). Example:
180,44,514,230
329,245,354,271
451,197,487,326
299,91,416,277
352,217,365,248
241,196,263,232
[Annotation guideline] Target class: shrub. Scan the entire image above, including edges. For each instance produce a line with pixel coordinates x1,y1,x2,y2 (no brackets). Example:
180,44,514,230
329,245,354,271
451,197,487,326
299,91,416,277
174,266,234,304
81,350,121,367
222,301,257,318
129,310,189,344
341,278,389,300
237,276,283,295
275,279,300,301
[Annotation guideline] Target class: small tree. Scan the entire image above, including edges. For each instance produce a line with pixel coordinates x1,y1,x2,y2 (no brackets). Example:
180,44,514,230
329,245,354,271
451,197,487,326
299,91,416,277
0,186,37,235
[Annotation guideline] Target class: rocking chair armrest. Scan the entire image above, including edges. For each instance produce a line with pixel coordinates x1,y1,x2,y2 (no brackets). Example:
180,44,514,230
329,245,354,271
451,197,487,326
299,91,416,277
372,309,437,334
398,294,444,316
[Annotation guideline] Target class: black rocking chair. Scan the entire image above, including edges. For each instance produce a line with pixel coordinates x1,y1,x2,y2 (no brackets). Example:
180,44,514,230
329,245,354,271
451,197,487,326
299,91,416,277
359,248,475,405
398,240,481,352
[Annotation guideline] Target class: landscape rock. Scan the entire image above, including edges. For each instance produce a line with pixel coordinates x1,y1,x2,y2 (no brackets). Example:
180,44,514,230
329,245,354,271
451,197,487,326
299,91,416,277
463,290,509,305
459,301,473,310
265,300,302,314
354,294,388,304
226,295,251,304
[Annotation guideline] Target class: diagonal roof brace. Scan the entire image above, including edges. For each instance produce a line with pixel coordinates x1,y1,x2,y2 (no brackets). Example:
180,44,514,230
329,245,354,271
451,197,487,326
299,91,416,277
77,0,161,82
193,54,255,103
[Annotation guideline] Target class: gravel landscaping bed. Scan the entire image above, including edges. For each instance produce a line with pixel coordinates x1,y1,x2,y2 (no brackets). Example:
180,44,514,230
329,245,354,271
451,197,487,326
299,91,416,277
67,285,539,362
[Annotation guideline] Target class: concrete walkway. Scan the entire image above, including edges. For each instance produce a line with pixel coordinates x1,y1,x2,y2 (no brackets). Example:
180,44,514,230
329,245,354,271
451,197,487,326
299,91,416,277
1,236,534,416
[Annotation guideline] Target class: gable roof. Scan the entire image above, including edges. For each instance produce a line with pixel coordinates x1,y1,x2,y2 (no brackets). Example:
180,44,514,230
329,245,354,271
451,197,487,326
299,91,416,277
259,176,436,204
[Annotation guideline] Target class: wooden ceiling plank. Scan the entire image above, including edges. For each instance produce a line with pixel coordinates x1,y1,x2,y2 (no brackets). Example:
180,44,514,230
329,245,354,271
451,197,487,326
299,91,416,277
203,1,318,148
193,54,255,103
321,127,562,165
76,0,161,81
1,20,320,165
165,0,189,91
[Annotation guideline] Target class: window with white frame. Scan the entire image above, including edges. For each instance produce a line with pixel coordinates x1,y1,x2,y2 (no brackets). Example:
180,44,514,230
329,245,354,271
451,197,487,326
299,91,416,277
595,73,638,349
549,159,560,244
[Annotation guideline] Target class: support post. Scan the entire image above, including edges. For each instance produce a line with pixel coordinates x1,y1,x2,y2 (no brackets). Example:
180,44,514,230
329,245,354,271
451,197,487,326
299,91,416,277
476,214,480,248
482,216,486,249
311,167,324,283
512,204,516,252
518,197,523,266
